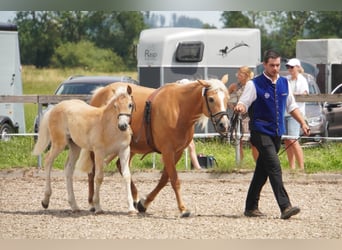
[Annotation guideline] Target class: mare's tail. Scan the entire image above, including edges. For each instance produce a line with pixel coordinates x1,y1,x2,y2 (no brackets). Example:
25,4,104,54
32,109,52,155
75,149,93,173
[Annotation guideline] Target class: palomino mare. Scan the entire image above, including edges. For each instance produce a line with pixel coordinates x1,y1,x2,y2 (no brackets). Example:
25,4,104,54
81,79,230,217
32,85,136,214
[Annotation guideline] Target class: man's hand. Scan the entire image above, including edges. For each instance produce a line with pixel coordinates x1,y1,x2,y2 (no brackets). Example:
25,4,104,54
290,108,311,136
234,103,246,113
301,122,311,136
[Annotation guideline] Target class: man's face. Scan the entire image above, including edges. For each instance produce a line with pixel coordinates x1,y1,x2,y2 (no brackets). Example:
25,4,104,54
263,57,281,79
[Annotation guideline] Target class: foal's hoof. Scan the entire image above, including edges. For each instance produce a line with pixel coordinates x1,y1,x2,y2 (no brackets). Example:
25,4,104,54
133,201,138,209
180,210,191,218
41,201,49,209
89,207,96,213
137,200,147,213
128,210,138,216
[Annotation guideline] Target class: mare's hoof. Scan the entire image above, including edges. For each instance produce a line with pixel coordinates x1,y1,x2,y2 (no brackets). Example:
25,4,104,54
94,210,104,215
137,200,147,213
180,210,191,218
41,201,49,209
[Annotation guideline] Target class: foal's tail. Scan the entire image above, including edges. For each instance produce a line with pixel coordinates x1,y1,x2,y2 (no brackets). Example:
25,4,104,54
32,109,52,155
75,149,93,173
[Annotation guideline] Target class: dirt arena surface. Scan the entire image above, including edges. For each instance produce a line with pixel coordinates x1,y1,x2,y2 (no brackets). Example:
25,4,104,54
0,168,341,239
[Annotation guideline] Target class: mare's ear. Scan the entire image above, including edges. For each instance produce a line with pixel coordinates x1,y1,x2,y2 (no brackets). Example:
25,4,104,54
111,88,116,95
221,74,229,84
197,80,210,88
126,85,132,95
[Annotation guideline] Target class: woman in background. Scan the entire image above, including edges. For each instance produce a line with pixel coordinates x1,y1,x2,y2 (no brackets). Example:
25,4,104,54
228,66,258,161
284,58,309,170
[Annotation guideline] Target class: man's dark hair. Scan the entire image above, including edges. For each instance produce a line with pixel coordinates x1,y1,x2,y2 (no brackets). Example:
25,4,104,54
263,49,281,63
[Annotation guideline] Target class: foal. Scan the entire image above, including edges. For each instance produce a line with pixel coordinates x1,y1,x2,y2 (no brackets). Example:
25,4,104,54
33,85,136,214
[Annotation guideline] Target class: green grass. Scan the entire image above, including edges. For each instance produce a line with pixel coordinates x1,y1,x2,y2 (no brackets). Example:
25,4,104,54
1,66,341,173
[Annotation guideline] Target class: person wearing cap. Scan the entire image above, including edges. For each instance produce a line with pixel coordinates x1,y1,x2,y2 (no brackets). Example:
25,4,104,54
285,58,309,170
234,50,310,219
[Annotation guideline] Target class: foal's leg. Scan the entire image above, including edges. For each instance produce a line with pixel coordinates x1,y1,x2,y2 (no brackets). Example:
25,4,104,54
119,147,137,214
116,154,139,207
64,141,81,212
92,150,105,214
41,143,65,209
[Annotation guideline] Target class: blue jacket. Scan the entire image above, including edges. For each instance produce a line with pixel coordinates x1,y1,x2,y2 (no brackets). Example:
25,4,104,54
248,74,288,137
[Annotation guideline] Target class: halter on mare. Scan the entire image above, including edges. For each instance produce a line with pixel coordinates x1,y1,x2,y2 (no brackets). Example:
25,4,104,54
202,87,230,138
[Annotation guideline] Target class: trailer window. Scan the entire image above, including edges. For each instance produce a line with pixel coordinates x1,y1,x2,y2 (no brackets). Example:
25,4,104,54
176,41,204,62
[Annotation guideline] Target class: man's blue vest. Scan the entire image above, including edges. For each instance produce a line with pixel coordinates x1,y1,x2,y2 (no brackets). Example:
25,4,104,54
248,74,289,137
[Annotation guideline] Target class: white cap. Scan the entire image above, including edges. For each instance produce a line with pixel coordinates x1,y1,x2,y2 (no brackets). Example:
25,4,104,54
286,58,301,67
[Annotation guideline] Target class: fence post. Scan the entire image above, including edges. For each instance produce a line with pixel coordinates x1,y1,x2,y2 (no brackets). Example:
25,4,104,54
37,101,42,169
235,115,241,166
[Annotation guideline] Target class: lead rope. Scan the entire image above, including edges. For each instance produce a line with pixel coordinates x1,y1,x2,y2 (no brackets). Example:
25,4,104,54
278,135,303,156
228,112,243,145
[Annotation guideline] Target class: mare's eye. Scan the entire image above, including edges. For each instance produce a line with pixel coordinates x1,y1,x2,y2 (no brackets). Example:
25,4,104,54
208,97,214,103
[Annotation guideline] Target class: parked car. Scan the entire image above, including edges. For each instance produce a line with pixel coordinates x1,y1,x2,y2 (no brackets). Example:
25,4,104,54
255,59,328,142
299,72,328,141
34,75,138,136
324,83,342,137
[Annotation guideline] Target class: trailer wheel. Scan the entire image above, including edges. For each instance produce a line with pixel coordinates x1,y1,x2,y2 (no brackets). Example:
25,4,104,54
0,123,14,141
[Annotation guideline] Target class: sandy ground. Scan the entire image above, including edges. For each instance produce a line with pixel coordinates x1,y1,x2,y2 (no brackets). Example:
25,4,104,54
0,168,341,239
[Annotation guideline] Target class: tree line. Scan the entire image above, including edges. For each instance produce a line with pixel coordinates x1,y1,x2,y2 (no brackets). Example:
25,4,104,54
221,11,342,59
11,11,342,72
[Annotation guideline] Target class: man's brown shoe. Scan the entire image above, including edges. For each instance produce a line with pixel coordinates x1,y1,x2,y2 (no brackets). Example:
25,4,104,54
281,206,300,219
244,209,265,217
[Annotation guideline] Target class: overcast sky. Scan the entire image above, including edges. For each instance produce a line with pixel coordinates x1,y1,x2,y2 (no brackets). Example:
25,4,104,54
0,11,223,28
0,11,15,22
152,11,223,28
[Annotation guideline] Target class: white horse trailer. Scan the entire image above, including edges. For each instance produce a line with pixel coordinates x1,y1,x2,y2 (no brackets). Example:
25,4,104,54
297,39,342,93
137,27,261,88
137,27,261,133
0,23,26,137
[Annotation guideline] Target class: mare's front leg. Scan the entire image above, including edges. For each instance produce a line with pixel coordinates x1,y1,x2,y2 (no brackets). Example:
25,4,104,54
93,151,105,214
138,151,190,217
137,166,170,214
88,152,95,212
164,151,190,217
64,141,81,212
119,147,137,214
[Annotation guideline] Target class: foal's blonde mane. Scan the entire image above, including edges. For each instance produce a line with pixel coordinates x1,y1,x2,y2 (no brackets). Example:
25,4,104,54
111,86,129,100
102,86,130,108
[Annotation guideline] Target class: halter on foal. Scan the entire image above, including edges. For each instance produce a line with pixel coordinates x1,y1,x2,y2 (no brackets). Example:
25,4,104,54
82,79,230,217
32,86,135,214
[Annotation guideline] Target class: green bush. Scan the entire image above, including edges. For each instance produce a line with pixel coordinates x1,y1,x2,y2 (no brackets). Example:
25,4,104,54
50,40,125,72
